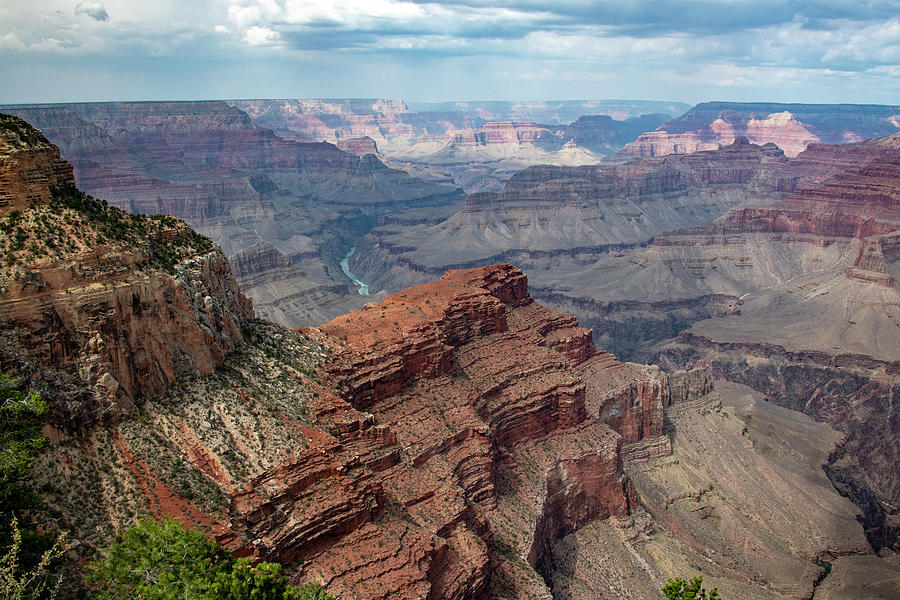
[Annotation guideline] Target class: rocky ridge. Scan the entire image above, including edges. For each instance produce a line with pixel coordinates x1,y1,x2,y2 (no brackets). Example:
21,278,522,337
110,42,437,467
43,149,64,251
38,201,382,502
0,102,461,328
26,263,885,600
231,99,681,192
0,115,254,431
621,101,900,159
231,99,688,153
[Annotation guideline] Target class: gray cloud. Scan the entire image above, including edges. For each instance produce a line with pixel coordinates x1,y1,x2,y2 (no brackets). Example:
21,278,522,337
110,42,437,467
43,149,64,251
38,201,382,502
404,0,900,35
75,1,108,21
1,0,899,105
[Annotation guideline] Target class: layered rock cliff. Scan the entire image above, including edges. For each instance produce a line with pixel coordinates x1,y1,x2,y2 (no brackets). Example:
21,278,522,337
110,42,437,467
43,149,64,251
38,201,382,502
650,134,900,550
232,100,681,192
0,114,253,431
621,101,900,159
7,110,896,598
26,263,881,600
0,114,73,212
306,264,648,598
231,99,687,155
359,138,790,278
0,102,462,327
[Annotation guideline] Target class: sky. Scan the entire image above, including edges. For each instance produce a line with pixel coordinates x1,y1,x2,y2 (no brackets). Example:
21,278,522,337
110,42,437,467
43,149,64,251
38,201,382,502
0,0,898,105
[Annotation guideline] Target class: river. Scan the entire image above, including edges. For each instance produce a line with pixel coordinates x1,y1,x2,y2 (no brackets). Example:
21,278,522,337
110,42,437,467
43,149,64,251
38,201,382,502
339,246,370,295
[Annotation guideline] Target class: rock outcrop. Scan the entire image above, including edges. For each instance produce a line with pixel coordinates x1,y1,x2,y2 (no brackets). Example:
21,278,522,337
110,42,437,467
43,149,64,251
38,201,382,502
0,115,74,213
306,264,644,598
0,102,462,328
335,136,380,157
0,114,253,431
651,134,900,550
621,101,900,158
17,251,887,598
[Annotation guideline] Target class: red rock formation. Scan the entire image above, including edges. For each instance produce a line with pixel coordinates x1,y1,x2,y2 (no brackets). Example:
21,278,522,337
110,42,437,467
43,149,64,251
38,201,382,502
335,136,380,156
209,264,705,599
0,118,253,431
0,115,73,214
621,101,900,159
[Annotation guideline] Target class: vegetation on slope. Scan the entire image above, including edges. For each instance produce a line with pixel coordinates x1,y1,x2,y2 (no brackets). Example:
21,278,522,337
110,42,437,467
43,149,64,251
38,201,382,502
22,320,330,596
0,114,52,149
0,518,69,600
0,183,213,282
87,516,331,600
0,367,47,522
659,576,720,600
0,368,70,598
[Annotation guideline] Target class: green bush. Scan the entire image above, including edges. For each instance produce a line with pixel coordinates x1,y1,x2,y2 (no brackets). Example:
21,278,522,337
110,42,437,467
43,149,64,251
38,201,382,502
87,516,332,600
0,367,48,522
659,576,720,600
0,517,69,600
0,366,65,595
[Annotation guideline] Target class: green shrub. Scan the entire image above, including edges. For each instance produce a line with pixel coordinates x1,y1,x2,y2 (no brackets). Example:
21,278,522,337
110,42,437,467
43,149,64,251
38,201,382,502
87,516,333,600
659,576,720,600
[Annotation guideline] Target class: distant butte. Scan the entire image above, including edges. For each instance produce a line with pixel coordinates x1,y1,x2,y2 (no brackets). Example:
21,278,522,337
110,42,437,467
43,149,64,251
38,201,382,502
620,101,900,158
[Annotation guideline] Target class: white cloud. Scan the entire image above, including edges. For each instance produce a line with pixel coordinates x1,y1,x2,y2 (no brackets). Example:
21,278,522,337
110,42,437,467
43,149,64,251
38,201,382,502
0,32,26,51
29,37,67,52
244,25,280,46
228,4,263,29
820,19,900,65
0,0,899,104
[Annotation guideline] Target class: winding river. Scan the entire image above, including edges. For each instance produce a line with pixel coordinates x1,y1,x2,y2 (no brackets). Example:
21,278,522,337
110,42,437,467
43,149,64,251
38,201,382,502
339,246,370,295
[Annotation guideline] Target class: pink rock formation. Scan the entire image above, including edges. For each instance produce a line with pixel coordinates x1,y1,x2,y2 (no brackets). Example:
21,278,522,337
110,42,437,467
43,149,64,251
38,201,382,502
621,101,899,159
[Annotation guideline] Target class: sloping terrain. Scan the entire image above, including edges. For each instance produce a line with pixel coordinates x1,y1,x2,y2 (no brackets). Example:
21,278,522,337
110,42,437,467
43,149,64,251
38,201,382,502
0,102,462,327
351,138,792,331
650,135,900,550
552,381,878,600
